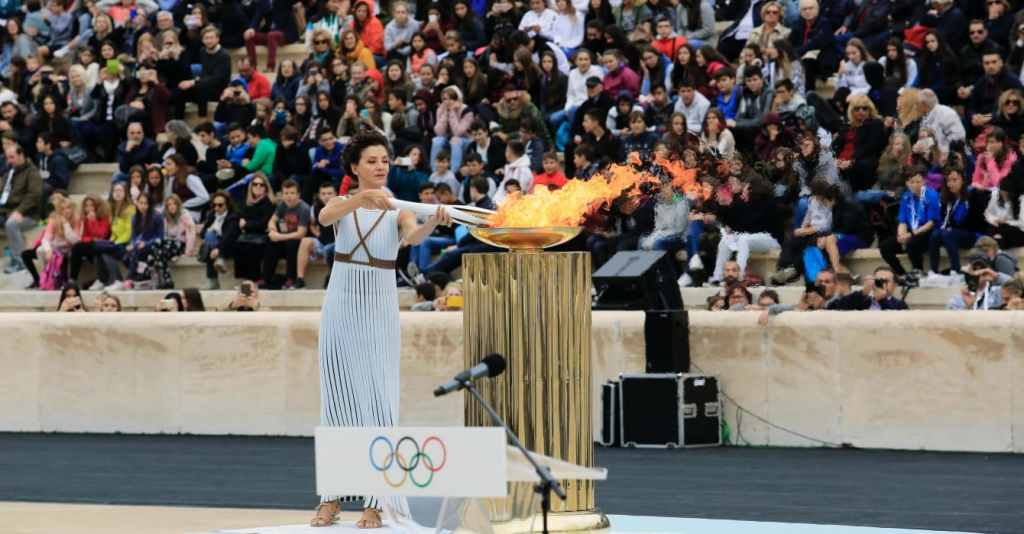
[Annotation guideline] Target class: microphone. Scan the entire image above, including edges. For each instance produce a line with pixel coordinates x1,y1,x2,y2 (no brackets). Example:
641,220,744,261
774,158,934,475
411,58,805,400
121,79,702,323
434,354,506,397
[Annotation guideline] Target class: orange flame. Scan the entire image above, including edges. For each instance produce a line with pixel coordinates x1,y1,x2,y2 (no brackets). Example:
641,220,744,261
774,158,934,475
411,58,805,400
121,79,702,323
491,152,708,229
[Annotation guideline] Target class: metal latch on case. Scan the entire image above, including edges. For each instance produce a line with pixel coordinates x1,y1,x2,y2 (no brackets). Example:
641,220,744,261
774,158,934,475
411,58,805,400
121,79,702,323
683,403,697,418
705,402,721,417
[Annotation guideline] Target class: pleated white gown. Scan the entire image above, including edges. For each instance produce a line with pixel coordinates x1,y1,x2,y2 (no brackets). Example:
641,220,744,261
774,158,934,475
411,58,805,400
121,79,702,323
318,206,406,515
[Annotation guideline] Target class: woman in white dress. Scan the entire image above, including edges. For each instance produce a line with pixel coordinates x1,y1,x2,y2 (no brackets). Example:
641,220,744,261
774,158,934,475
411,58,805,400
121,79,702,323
311,130,451,528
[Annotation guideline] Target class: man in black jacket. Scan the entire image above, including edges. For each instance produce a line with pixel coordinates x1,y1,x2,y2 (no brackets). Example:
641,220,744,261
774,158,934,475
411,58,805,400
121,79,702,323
832,266,910,310
170,26,232,120
465,120,506,176
564,76,614,178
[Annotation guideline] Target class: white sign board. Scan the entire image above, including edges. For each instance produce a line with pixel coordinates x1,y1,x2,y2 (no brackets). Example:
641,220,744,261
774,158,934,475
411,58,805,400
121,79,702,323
315,427,508,498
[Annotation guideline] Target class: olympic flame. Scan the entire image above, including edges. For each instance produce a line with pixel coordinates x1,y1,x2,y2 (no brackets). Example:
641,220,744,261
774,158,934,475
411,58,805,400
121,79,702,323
489,152,708,229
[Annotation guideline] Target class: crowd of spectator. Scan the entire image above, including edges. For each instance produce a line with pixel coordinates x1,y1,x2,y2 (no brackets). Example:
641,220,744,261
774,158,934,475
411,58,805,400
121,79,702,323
2,0,1024,309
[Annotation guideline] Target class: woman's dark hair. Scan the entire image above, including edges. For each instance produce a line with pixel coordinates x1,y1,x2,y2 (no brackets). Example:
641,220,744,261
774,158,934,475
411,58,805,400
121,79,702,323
999,176,1022,218
452,0,479,24
745,174,774,203
342,130,391,177
680,0,703,31
276,58,298,82
883,37,909,87
671,43,707,89
602,24,630,51
134,191,158,236
640,44,667,92
724,281,753,305
918,30,959,88
988,126,1011,167
402,144,431,172
799,134,823,171
698,44,730,68
145,166,166,205
410,31,429,53
166,153,189,185
585,0,613,24
314,90,343,128
940,166,969,204
182,288,206,311
163,292,184,311
705,294,724,310
771,147,797,189
58,282,83,310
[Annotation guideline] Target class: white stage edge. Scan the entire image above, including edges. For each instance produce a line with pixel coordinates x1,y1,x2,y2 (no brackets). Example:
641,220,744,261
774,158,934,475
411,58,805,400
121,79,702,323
194,514,981,534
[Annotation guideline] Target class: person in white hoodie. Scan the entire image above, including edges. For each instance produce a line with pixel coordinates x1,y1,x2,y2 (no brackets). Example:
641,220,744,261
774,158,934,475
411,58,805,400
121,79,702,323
494,140,533,203
553,49,605,129
673,79,710,133
431,85,475,171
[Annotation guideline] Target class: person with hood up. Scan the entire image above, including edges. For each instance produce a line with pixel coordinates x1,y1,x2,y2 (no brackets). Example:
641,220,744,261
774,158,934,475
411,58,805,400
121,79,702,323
350,0,385,59
413,87,437,146
495,86,554,149
606,90,644,139
753,111,796,162
494,139,533,203
431,86,474,171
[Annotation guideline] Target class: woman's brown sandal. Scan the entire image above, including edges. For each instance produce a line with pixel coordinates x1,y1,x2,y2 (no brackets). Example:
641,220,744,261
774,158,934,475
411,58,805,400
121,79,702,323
310,501,341,527
356,507,383,529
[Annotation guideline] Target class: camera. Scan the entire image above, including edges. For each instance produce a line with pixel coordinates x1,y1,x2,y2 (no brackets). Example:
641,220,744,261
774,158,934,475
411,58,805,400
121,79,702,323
805,281,825,297
964,273,980,293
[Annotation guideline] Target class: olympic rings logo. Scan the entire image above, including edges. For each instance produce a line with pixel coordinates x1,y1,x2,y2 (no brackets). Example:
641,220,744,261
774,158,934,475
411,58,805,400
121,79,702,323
370,436,448,488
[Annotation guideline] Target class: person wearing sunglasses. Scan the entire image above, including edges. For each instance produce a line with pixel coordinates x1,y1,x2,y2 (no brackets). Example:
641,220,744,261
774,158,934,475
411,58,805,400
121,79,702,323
833,94,886,192
964,52,1023,139
958,21,1000,90
198,190,241,290
747,1,790,52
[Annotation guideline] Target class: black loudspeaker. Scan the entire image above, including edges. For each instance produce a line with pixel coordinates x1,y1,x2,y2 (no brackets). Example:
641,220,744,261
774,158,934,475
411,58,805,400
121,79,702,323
645,310,690,373
592,251,683,310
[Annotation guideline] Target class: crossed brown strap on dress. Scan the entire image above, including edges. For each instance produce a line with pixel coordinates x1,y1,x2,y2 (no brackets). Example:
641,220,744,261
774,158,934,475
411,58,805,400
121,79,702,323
334,210,397,270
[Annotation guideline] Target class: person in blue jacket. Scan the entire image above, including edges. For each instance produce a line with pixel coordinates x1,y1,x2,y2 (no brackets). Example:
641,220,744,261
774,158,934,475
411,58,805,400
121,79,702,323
306,127,345,201
879,164,942,277
125,193,165,284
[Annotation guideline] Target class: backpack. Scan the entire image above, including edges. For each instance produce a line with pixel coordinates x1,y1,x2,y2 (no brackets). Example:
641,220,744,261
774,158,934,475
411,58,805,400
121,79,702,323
39,250,67,291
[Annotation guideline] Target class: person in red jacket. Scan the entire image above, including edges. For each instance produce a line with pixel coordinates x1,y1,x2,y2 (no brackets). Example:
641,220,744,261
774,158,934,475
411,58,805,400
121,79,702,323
531,152,568,192
236,57,273,100
68,194,113,288
351,0,384,58
601,49,641,99
651,17,687,61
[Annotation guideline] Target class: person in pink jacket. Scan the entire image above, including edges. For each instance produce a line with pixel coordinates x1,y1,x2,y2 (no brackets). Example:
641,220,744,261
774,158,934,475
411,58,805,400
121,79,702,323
23,197,82,290
601,49,641,100
431,85,475,171
973,127,1018,190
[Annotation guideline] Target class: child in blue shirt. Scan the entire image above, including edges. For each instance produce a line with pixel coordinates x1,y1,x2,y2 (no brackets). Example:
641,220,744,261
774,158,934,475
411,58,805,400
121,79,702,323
714,67,741,123
879,164,941,277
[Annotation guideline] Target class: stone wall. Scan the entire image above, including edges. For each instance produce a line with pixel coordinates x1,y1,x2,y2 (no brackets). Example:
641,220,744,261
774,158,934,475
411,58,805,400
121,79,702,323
2,311,1021,452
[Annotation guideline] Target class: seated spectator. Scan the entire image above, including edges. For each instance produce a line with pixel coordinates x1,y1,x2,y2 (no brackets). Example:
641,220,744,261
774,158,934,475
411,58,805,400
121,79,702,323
924,167,987,281
385,2,419,62
464,121,507,177
143,194,195,289
244,0,300,74
494,141,533,203
519,0,558,42
532,152,567,192
832,38,873,115
607,91,644,140
242,124,277,178
36,132,70,211
573,144,601,181
94,293,122,312
23,196,80,289
673,80,710,134
224,280,264,311
69,195,112,289
457,152,497,203
651,17,686,67
215,80,258,137
56,283,84,312
518,119,546,173
270,60,301,105
747,2,790,52
645,85,674,133
713,67,741,125
967,51,1023,138
972,235,1019,275
161,120,200,168
1,144,42,275
984,178,1024,249
73,68,126,162
429,150,460,198
753,111,795,162
95,182,135,290
816,183,874,274
432,281,464,311
273,125,311,192
262,179,309,289
468,177,496,210
916,31,962,105
620,112,660,160
832,266,910,310
700,108,735,159
601,49,640,100
834,95,887,192
855,133,909,206
586,194,656,269
236,58,273,101
233,174,276,284
169,26,231,120
123,193,164,286
946,255,1016,309
411,282,437,311
973,127,1017,189
163,154,209,222
199,190,241,290
296,181,338,290
916,88,967,155
113,122,160,183
494,86,552,148
431,86,473,172
305,127,345,201
723,281,753,310
880,165,941,277
181,288,206,312
388,145,431,202
709,176,782,286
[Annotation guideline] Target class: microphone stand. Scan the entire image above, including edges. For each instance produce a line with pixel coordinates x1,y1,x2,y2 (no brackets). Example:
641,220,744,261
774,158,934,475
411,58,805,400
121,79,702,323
461,379,565,534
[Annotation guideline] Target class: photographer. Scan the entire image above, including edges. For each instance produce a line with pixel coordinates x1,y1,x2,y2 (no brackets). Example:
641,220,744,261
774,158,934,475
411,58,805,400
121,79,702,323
945,254,1017,310
758,269,845,325
155,292,184,312
223,280,265,311
832,266,910,311
214,80,258,138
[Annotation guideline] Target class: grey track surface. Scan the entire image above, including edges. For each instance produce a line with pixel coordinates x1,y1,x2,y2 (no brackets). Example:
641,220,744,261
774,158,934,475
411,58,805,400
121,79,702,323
0,433,1022,533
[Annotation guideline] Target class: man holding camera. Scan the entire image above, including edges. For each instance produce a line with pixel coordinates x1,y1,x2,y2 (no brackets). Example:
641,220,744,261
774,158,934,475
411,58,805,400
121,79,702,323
223,280,265,311
832,266,910,310
945,253,1019,310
